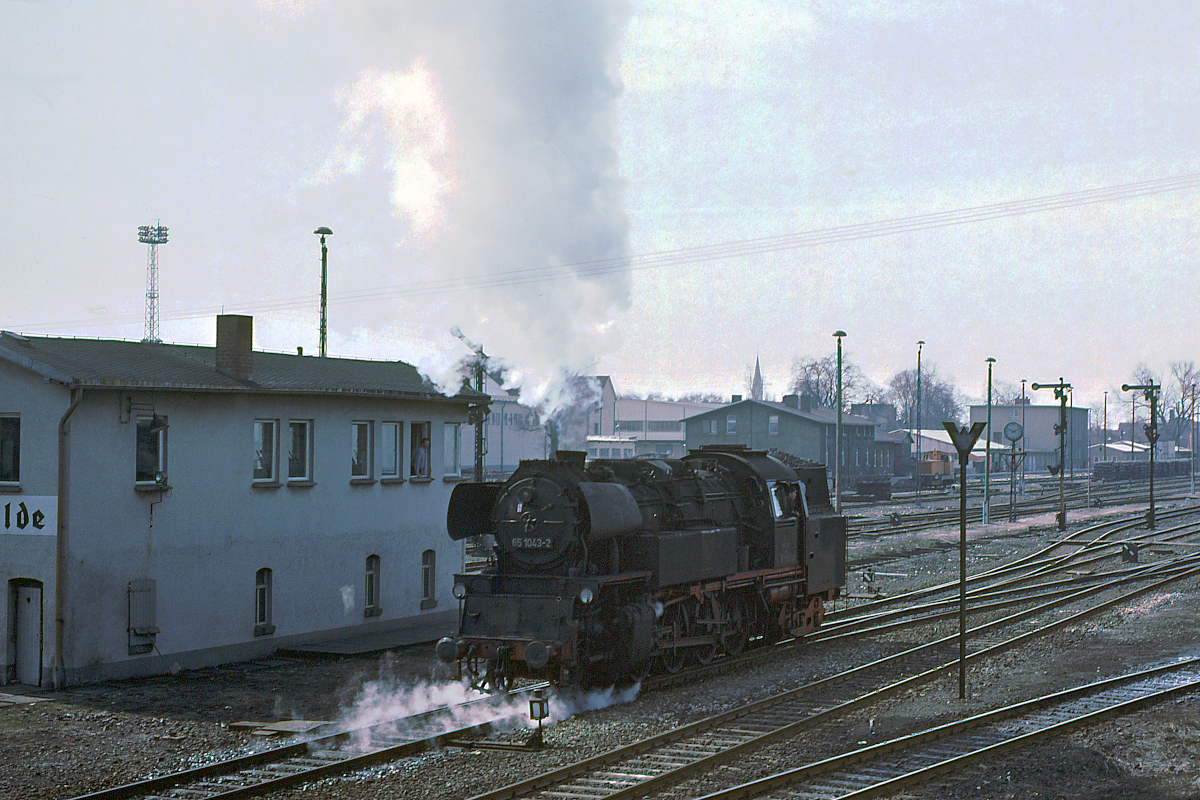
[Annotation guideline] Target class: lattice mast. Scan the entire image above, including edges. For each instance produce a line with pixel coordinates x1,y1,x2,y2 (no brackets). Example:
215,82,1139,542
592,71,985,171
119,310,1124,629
138,222,168,343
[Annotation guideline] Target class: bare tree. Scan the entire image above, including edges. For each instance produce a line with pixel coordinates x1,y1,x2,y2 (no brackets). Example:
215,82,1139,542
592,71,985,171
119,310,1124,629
887,365,964,428
788,354,877,412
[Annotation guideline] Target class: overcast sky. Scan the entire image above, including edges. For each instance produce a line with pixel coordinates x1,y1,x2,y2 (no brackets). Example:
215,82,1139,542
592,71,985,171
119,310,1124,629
4,1,1198,413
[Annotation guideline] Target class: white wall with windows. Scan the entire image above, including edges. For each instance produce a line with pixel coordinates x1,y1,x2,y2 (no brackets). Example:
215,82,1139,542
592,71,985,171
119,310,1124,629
0,370,470,686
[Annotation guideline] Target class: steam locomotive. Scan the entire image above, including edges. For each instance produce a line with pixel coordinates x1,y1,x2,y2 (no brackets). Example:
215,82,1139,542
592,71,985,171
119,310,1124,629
436,445,846,690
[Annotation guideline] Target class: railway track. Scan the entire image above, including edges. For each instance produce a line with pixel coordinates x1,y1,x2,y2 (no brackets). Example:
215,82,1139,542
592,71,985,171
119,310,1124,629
695,657,1200,800
847,475,1198,537
68,686,542,800
69,507,1200,800
456,531,1200,800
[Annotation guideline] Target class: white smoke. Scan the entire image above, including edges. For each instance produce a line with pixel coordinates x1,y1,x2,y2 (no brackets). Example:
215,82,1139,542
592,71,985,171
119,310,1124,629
333,661,640,751
300,3,633,417
336,674,529,753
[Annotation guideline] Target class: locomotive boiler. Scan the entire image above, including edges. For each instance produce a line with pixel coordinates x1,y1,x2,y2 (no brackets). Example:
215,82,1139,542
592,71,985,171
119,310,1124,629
437,445,846,690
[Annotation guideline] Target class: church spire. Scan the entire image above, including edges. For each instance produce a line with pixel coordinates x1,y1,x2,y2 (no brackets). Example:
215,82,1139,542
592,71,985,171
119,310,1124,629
751,356,764,401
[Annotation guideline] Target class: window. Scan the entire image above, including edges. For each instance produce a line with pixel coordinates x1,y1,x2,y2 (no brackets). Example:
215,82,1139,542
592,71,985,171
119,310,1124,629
287,420,312,482
127,578,158,655
350,421,372,479
365,555,382,617
708,419,718,435
617,420,644,432
381,422,401,478
255,568,274,635
136,416,167,483
253,420,277,482
647,420,681,432
0,417,18,483
599,448,610,458
444,423,461,477
421,549,437,609
768,415,779,435
410,421,431,478
726,415,737,435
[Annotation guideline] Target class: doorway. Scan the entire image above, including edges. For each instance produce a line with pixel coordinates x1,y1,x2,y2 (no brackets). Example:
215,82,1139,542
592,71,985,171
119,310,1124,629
11,580,42,686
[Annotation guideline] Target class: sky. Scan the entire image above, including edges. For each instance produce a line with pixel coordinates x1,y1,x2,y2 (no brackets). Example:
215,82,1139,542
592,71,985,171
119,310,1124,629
4,0,1199,415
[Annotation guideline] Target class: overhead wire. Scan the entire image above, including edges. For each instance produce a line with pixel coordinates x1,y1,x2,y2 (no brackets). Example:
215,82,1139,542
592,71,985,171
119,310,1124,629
13,171,1200,333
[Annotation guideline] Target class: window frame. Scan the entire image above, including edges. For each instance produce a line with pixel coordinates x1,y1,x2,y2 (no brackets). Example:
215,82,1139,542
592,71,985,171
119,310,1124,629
381,421,403,481
287,419,314,484
726,414,737,435
365,554,382,617
254,567,275,636
350,420,374,482
135,415,167,485
443,422,461,478
0,416,19,486
253,419,278,485
420,549,437,609
409,421,431,480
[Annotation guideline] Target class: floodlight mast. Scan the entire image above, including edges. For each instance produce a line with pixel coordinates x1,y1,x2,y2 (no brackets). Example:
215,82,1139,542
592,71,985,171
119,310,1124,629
138,223,168,343
313,227,333,357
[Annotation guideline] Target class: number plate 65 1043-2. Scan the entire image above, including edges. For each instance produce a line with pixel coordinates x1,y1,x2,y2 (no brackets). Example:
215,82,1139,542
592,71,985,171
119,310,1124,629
511,537,554,549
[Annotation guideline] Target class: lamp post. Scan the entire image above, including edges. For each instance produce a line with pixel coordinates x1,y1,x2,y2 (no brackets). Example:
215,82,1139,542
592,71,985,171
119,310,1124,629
1020,379,1027,495
1192,384,1196,495
313,227,333,357
1123,383,1160,528
915,340,924,506
833,331,846,513
984,358,995,525
1103,391,1108,464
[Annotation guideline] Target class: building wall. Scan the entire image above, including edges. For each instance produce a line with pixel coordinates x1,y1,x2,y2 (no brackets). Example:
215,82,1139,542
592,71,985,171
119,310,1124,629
969,404,1089,473
3,378,466,686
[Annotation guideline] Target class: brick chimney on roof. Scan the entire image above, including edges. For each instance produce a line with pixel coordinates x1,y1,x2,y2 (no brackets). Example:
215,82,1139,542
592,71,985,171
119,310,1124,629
216,315,253,380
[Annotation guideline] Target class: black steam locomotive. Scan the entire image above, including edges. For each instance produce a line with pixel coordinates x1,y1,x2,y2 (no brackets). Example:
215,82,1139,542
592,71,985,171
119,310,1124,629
437,445,846,690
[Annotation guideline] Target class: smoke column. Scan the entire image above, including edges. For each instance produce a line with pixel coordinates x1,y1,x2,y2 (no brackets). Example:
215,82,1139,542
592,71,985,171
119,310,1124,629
310,2,632,411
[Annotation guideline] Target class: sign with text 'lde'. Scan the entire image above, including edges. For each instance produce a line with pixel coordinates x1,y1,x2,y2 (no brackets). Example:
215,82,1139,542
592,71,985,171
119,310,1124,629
2,497,56,535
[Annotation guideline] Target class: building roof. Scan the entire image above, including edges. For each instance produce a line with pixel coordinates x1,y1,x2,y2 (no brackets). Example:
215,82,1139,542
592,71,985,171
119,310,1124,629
683,398,876,428
0,331,479,402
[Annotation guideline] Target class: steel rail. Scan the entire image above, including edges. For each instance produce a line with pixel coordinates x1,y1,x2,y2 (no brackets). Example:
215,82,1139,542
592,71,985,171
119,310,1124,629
460,559,1200,800
66,685,545,800
693,657,1200,800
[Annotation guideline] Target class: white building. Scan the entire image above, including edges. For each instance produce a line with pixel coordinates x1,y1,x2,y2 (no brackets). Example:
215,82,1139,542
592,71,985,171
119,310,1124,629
1,316,486,687
456,371,550,479
586,379,724,460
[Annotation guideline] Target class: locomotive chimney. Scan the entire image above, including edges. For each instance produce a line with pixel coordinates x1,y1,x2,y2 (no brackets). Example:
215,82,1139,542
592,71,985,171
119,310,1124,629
555,450,587,469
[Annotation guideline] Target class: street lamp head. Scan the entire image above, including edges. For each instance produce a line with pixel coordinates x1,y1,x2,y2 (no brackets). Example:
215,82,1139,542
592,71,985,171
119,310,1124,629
986,357,996,364
833,330,846,338
313,226,333,236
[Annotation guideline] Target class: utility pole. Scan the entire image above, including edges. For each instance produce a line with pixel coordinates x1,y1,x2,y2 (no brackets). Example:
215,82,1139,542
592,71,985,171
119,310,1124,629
945,420,986,700
1032,379,1071,531
1123,383,1160,528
